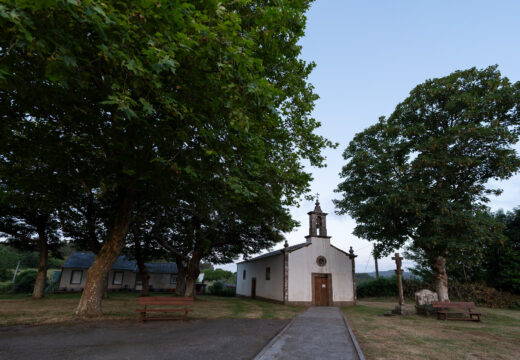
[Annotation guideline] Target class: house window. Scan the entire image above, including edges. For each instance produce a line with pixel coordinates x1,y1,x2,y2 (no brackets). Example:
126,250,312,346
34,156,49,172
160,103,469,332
266,267,271,280
243,269,246,280
70,270,82,284
112,271,124,285
170,274,177,285
136,273,142,286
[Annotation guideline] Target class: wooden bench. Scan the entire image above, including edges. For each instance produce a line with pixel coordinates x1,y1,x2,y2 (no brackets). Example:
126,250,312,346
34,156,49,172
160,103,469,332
136,296,194,322
431,301,481,322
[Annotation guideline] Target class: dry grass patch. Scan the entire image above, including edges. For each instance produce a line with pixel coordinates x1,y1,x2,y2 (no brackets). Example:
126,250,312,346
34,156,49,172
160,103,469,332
0,293,304,326
342,299,520,360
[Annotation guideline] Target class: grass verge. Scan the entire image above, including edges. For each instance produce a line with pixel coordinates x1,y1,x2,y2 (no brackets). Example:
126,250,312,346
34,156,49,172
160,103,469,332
342,298,520,360
0,293,304,326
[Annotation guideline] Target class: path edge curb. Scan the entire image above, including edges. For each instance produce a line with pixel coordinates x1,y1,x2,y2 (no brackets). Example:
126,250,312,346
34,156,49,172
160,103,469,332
252,315,298,360
342,312,366,360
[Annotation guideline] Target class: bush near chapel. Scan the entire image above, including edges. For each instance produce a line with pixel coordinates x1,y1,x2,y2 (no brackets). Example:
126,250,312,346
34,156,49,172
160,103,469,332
208,281,236,297
356,276,520,308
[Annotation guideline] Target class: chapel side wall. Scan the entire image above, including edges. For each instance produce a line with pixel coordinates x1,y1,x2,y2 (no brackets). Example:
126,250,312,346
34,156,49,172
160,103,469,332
236,254,284,302
288,239,354,304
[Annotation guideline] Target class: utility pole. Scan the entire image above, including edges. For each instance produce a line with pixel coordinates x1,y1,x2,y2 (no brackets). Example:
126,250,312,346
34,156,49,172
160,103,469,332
373,244,379,278
12,260,21,284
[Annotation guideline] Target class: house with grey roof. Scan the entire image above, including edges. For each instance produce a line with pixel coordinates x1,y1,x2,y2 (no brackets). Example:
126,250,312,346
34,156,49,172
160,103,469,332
58,252,179,292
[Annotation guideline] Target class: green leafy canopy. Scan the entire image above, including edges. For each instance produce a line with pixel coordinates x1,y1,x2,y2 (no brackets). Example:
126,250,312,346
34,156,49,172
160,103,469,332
335,66,520,264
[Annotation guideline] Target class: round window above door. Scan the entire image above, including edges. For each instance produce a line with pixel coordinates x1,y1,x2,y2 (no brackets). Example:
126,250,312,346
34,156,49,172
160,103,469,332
316,256,327,267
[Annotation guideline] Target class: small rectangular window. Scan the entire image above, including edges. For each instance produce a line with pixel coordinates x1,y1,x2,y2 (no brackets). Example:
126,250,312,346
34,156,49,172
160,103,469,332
170,274,177,284
243,269,246,280
266,267,271,280
70,270,82,284
112,271,124,285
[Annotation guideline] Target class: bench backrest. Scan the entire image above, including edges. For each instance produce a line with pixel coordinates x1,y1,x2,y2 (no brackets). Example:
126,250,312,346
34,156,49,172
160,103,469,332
138,296,194,306
431,301,476,309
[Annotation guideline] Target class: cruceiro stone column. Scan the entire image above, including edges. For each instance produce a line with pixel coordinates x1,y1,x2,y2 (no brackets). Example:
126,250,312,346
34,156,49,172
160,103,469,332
391,252,407,315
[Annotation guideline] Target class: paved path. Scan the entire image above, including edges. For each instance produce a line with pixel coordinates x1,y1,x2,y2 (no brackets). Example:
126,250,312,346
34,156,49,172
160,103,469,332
255,307,360,360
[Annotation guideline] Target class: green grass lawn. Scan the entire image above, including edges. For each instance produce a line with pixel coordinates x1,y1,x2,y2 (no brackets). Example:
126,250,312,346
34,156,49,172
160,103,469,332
4,292,518,360
343,298,520,360
0,293,304,326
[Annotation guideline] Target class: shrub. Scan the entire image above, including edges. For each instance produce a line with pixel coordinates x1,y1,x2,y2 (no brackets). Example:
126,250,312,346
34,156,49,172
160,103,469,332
356,276,520,308
13,270,38,293
0,282,13,294
357,276,399,297
208,281,235,297
448,282,520,309
0,268,13,282
203,269,234,282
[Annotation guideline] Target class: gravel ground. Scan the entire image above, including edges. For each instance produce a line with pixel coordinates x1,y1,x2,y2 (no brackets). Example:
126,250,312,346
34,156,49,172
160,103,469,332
0,318,288,360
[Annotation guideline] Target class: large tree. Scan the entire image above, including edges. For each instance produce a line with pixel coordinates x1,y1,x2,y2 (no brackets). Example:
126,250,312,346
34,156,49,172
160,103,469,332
0,133,64,298
335,67,520,300
486,208,520,293
1,0,331,315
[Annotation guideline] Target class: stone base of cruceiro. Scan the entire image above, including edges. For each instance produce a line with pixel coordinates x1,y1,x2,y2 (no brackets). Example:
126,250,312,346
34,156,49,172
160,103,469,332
415,289,439,315
391,304,414,315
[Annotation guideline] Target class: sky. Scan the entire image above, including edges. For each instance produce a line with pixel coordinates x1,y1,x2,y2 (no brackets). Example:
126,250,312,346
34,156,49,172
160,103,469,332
219,1,520,273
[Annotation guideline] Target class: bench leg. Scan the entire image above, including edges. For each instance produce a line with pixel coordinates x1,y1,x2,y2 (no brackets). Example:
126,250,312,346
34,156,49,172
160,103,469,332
472,314,481,322
183,310,188,322
140,311,146,323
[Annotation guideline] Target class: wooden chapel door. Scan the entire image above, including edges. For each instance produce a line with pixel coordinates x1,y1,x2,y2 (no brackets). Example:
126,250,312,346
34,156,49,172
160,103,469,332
251,278,256,299
313,275,329,306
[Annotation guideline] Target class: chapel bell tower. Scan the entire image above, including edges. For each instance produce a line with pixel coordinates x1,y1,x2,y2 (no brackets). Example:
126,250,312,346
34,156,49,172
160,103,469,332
306,198,329,239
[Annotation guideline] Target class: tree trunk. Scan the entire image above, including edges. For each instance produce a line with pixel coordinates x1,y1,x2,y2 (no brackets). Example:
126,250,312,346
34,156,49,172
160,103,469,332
184,251,202,297
134,242,149,297
175,255,186,296
131,228,150,297
432,256,449,301
32,224,48,299
140,270,150,297
75,195,133,317
102,275,109,299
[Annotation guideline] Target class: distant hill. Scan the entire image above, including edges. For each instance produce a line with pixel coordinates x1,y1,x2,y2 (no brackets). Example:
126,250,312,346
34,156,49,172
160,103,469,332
355,270,416,283
367,270,415,279
354,273,374,284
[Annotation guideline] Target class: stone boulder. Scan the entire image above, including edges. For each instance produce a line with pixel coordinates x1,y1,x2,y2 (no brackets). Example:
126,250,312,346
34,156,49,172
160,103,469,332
415,289,438,306
415,289,438,315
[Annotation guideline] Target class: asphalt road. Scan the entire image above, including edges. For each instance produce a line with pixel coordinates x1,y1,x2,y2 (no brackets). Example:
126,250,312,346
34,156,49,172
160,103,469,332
0,318,288,360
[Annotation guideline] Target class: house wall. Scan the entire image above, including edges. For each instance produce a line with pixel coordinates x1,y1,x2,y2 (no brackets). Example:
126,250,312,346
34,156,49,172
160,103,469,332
236,253,284,302
149,273,176,290
59,268,87,290
59,269,136,291
288,237,354,305
107,270,136,290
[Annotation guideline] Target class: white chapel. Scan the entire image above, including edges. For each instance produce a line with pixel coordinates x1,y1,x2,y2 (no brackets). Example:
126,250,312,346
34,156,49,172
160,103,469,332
236,200,357,306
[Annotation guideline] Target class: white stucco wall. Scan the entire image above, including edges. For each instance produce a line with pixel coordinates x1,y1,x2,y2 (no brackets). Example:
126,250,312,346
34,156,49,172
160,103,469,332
107,270,136,290
149,273,176,290
59,269,137,291
236,253,284,302
288,237,353,303
59,268,87,290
